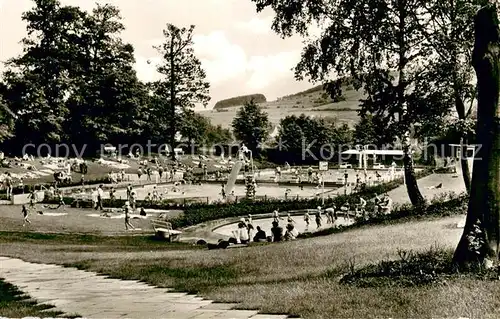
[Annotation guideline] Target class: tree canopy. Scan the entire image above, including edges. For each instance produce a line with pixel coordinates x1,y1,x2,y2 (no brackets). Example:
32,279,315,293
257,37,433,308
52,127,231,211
0,0,215,156
232,99,270,153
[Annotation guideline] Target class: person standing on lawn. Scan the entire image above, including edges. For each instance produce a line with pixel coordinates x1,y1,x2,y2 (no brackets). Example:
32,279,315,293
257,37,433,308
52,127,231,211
22,205,31,226
28,188,37,210
56,190,65,210
124,201,135,230
5,173,12,200
315,207,323,229
95,185,104,211
126,184,132,201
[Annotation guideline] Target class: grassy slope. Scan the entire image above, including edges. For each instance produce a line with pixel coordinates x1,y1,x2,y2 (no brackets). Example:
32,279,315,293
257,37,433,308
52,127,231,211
4,214,500,319
199,84,365,129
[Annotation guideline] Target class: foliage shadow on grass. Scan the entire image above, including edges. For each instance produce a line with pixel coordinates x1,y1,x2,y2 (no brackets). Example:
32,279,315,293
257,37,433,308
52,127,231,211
339,246,500,289
0,278,79,318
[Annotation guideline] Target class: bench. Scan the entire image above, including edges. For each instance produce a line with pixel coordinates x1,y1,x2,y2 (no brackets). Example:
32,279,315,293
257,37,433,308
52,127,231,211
151,219,182,242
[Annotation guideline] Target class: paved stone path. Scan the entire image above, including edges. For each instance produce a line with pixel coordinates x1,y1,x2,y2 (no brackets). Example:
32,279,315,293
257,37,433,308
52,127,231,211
0,257,293,319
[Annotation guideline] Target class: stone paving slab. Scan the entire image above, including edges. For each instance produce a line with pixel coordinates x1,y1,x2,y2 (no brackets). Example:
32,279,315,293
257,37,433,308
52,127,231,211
0,257,298,319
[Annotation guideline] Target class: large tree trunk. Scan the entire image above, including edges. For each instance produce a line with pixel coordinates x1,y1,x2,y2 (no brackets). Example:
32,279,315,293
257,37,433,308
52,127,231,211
454,82,472,193
396,1,426,208
169,41,176,161
459,139,472,193
453,4,500,269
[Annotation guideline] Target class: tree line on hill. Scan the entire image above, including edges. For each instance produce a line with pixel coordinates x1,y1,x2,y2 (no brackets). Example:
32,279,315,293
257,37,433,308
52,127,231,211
213,94,267,110
0,0,231,155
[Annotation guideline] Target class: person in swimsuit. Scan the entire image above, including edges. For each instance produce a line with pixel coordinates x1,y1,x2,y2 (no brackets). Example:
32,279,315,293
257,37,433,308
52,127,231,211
124,201,135,230
22,205,31,226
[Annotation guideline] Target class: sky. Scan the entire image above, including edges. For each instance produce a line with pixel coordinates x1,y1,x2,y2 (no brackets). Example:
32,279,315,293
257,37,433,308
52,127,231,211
0,0,322,110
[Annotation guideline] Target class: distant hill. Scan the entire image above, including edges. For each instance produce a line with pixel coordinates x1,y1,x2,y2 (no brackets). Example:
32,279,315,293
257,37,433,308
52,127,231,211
198,78,365,129
213,94,267,110
279,77,357,101
279,84,324,100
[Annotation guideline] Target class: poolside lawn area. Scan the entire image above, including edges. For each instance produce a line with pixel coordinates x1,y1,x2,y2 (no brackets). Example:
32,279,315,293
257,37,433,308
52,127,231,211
3,214,500,319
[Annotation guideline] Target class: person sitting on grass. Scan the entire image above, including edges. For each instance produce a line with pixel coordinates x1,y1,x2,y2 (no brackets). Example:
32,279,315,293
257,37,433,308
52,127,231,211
374,193,383,216
208,239,230,250
271,221,283,242
381,193,393,215
238,220,249,244
253,226,267,242
284,223,298,241
356,196,367,219
427,183,443,190
245,216,254,239
286,213,295,226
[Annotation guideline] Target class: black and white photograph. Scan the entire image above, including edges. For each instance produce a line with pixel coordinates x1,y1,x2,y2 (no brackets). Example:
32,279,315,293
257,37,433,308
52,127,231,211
0,0,498,318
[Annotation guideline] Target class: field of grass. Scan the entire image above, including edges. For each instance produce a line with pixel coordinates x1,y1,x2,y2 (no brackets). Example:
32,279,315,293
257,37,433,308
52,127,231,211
199,84,364,129
4,213,500,318
0,203,183,235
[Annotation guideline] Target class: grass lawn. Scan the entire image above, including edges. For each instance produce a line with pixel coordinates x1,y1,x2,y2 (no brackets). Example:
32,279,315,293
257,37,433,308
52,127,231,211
0,278,75,318
0,204,183,235
3,214,500,318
